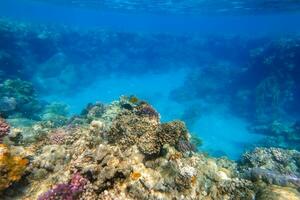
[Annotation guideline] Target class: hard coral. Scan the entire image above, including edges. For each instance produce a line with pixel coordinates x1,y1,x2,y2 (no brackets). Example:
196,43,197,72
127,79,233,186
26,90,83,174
130,172,142,181
0,144,28,191
240,147,300,175
81,102,105,122
38,173,87,200
38,183,73,200
176,138,196,153
70,172,88,192
135,102,159,119
0,117,10,141
109,107,193,156
159,121,189,147
108,110,159,147
48,129,68,145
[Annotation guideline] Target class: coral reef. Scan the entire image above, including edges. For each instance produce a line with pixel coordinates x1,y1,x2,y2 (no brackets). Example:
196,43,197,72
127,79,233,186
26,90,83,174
0,97,299,199
0,98,263,200
1,18,300,199
0,144,28,191
240,147,300,174
0,79,43,119
48,128,69,145
38,173,88,200
81,102,106,122
240,147,300,188
108,103,192,156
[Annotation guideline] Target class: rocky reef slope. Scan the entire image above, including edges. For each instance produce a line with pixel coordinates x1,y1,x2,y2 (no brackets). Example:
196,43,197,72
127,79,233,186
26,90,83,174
0,96,299,200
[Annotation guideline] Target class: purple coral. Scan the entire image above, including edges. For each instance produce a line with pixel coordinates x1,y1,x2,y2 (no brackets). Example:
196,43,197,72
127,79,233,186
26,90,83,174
244,168,300,187
38,173,87,200
69,173,88,193
176,139,196,153
0,117,10,142
38,183,73,200
135,103,159,119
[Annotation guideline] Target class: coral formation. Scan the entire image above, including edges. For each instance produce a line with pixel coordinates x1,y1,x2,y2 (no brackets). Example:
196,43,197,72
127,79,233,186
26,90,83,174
240,147,300,174
38,173,88,200
108,103,192,156
48,129,69,145
240,147,300,189
0,117,10,141
0,144,28,191
81,102,106,122
0,97,262,199
0,79,42,119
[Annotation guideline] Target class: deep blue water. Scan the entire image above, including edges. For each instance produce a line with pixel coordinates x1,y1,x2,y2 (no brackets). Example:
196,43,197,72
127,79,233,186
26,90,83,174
1,0,300,159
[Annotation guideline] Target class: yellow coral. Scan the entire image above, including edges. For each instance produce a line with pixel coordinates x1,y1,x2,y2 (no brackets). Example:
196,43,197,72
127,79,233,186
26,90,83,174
130,172,141,181
169,152,183,161
0,144,28,191
191,175,197,186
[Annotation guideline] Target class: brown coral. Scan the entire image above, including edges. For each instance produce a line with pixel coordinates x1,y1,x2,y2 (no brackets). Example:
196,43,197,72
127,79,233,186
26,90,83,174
108,108,192,156
108,110,159,148
158,120,188,147
0,144,28,191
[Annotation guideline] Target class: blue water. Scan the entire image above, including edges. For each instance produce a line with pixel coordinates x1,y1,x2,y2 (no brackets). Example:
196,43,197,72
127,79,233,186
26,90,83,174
1,0,300,159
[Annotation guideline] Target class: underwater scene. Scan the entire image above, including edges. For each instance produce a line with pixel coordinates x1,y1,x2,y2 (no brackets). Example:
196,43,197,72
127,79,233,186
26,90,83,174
1,0,300,199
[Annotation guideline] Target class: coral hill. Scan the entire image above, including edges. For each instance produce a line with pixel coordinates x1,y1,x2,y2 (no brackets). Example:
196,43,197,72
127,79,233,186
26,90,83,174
0,96,300,200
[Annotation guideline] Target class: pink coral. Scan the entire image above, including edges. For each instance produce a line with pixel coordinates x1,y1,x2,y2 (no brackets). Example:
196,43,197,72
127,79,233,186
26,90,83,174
0,117,10,141
48,129,67,145
70,173,88,192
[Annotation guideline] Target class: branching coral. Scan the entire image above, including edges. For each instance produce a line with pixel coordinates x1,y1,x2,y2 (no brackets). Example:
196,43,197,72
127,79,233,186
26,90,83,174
48,129,68,145
0,144,28,191
38,173,88,200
